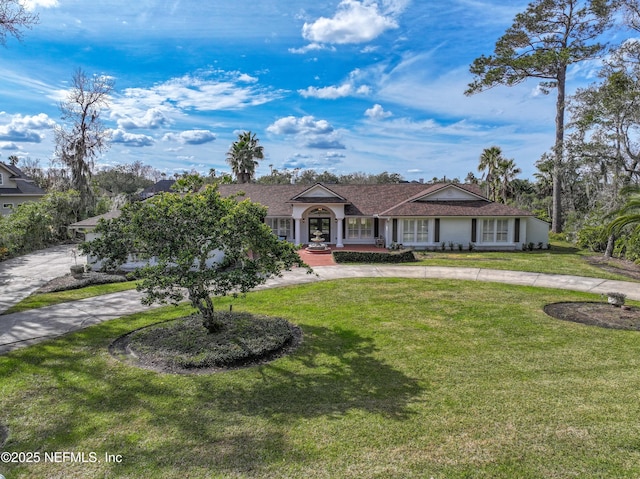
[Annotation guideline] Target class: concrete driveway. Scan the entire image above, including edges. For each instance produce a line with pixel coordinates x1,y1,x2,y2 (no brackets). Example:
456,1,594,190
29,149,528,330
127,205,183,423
0,244,85,313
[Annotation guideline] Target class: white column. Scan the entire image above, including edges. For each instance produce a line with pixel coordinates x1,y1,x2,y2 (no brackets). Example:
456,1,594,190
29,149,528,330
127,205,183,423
294,218,301,244
336,217,344,248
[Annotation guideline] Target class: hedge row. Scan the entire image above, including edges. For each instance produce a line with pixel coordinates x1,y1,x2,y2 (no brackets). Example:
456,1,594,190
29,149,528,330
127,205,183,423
332,249,417,264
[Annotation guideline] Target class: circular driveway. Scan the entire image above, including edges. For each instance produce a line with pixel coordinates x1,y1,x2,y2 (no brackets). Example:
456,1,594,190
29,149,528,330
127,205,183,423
0,244,85,313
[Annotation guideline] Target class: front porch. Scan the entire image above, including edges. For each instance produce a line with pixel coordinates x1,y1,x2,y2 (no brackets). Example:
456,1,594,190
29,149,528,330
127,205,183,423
297,244,385,267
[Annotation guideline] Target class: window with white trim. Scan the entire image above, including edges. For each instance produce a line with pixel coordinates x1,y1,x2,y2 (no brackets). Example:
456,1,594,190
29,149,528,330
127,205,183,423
0,173,3,185
482,219,509,243
402,219,429,243
496,219,508,242
2,203,13,210
347,217,373,239
266,218,292,239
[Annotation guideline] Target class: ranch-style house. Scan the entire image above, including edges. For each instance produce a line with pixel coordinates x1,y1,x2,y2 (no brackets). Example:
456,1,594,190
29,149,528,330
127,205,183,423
215,182,549,250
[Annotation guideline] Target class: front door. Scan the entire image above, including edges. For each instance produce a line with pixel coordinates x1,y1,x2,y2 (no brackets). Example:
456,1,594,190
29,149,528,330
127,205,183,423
308,217,331,243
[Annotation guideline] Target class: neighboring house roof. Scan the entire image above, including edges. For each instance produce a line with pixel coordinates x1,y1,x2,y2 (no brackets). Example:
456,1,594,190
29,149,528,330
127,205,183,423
68,210,122,230
140,179,175,198
0,162,46,197
216,182,535,218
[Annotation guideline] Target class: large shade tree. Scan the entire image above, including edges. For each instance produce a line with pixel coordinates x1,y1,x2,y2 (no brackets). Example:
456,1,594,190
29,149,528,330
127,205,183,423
55,69,114,216
226,131,264,184
81,185,311,333
466,0,617,233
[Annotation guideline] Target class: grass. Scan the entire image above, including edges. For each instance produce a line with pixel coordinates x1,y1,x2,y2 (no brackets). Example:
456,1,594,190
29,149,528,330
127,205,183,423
414,241,636,280
1,281,139,315
3,241,636,316
2,279,640,478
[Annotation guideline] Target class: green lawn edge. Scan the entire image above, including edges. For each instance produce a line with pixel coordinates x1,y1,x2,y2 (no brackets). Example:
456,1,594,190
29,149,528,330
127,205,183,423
2,279,640,478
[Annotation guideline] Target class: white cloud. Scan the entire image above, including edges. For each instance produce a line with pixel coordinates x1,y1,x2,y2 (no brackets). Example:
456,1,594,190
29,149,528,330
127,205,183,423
23,0,59,10
163,129,216,145
0,113,55,143
267,116,334,136
267,115,345,149
289,43,336,54
237,73,258,83
302,0,399,45
110,129,155,147
365,104,393,120
115,71,281,114
115,107,170,130
299,69,371,99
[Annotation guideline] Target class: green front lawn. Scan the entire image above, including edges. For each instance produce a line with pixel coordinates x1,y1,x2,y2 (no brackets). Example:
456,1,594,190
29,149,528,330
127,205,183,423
414,241,635,280
3,241,636,316
2,279,640,478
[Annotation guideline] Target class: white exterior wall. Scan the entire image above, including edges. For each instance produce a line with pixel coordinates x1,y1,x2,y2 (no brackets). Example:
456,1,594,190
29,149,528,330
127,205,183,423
392,216,549,251
85,231,225,272
526,217,550,245
440,218,471,247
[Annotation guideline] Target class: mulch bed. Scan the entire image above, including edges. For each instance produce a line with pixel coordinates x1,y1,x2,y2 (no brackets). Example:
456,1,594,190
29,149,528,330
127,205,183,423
585,255,640,281
544,302,640,331
109,320,303,375
35,272,128,293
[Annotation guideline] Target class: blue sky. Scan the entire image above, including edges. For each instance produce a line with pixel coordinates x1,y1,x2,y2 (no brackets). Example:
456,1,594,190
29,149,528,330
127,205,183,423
0,0,628,181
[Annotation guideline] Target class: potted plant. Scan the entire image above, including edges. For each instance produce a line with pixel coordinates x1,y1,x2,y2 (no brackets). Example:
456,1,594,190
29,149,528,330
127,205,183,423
70,248,85,278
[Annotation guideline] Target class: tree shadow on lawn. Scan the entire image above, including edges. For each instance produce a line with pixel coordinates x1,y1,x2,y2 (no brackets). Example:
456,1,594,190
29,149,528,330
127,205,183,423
0,322,423,476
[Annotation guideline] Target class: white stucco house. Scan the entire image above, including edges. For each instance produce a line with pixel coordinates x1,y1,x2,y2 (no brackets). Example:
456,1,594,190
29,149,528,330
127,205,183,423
70,181,549,270
216,182,550,250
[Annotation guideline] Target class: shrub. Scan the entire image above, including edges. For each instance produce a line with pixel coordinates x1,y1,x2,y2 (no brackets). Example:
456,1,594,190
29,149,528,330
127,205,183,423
333,250,417,264
576,224,607,252
0,190,81,258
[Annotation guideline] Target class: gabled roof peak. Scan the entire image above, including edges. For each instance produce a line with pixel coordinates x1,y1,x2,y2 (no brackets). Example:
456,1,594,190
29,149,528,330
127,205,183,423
290,182,347,201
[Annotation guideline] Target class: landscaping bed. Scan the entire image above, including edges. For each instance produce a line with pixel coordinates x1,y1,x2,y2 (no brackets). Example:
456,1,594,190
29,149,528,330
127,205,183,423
110,311,302,374
333,249,417,263
545,302,640,330
36,271,128,293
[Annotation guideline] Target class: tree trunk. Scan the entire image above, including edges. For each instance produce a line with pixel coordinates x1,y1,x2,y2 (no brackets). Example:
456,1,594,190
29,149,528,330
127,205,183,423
604,233,616,259
552,66,567,234
189,288,223,333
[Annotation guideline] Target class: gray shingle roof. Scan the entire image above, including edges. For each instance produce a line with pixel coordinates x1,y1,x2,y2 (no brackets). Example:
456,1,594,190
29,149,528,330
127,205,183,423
0,162,46,196
216,183,534,218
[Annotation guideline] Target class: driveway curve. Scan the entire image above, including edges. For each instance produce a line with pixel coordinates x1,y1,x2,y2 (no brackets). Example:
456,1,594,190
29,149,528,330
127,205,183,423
0,262,638,355
0,244,84,314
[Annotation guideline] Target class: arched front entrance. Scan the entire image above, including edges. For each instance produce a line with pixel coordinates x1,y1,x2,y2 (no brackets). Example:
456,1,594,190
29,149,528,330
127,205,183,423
307,207,332,243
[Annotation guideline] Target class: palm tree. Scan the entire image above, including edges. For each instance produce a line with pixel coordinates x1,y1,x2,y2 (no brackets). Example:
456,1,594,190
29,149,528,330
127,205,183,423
496,158,521,203
607,187,640,238
226,131,264,183
478,146,504,201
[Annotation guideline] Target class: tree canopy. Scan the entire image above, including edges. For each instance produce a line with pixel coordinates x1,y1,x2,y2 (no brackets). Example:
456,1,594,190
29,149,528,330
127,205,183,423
466,0,617,233
81,185,311,333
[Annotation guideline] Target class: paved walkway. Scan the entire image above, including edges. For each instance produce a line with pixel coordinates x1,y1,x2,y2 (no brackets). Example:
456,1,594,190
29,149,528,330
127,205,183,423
1,262,639,355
